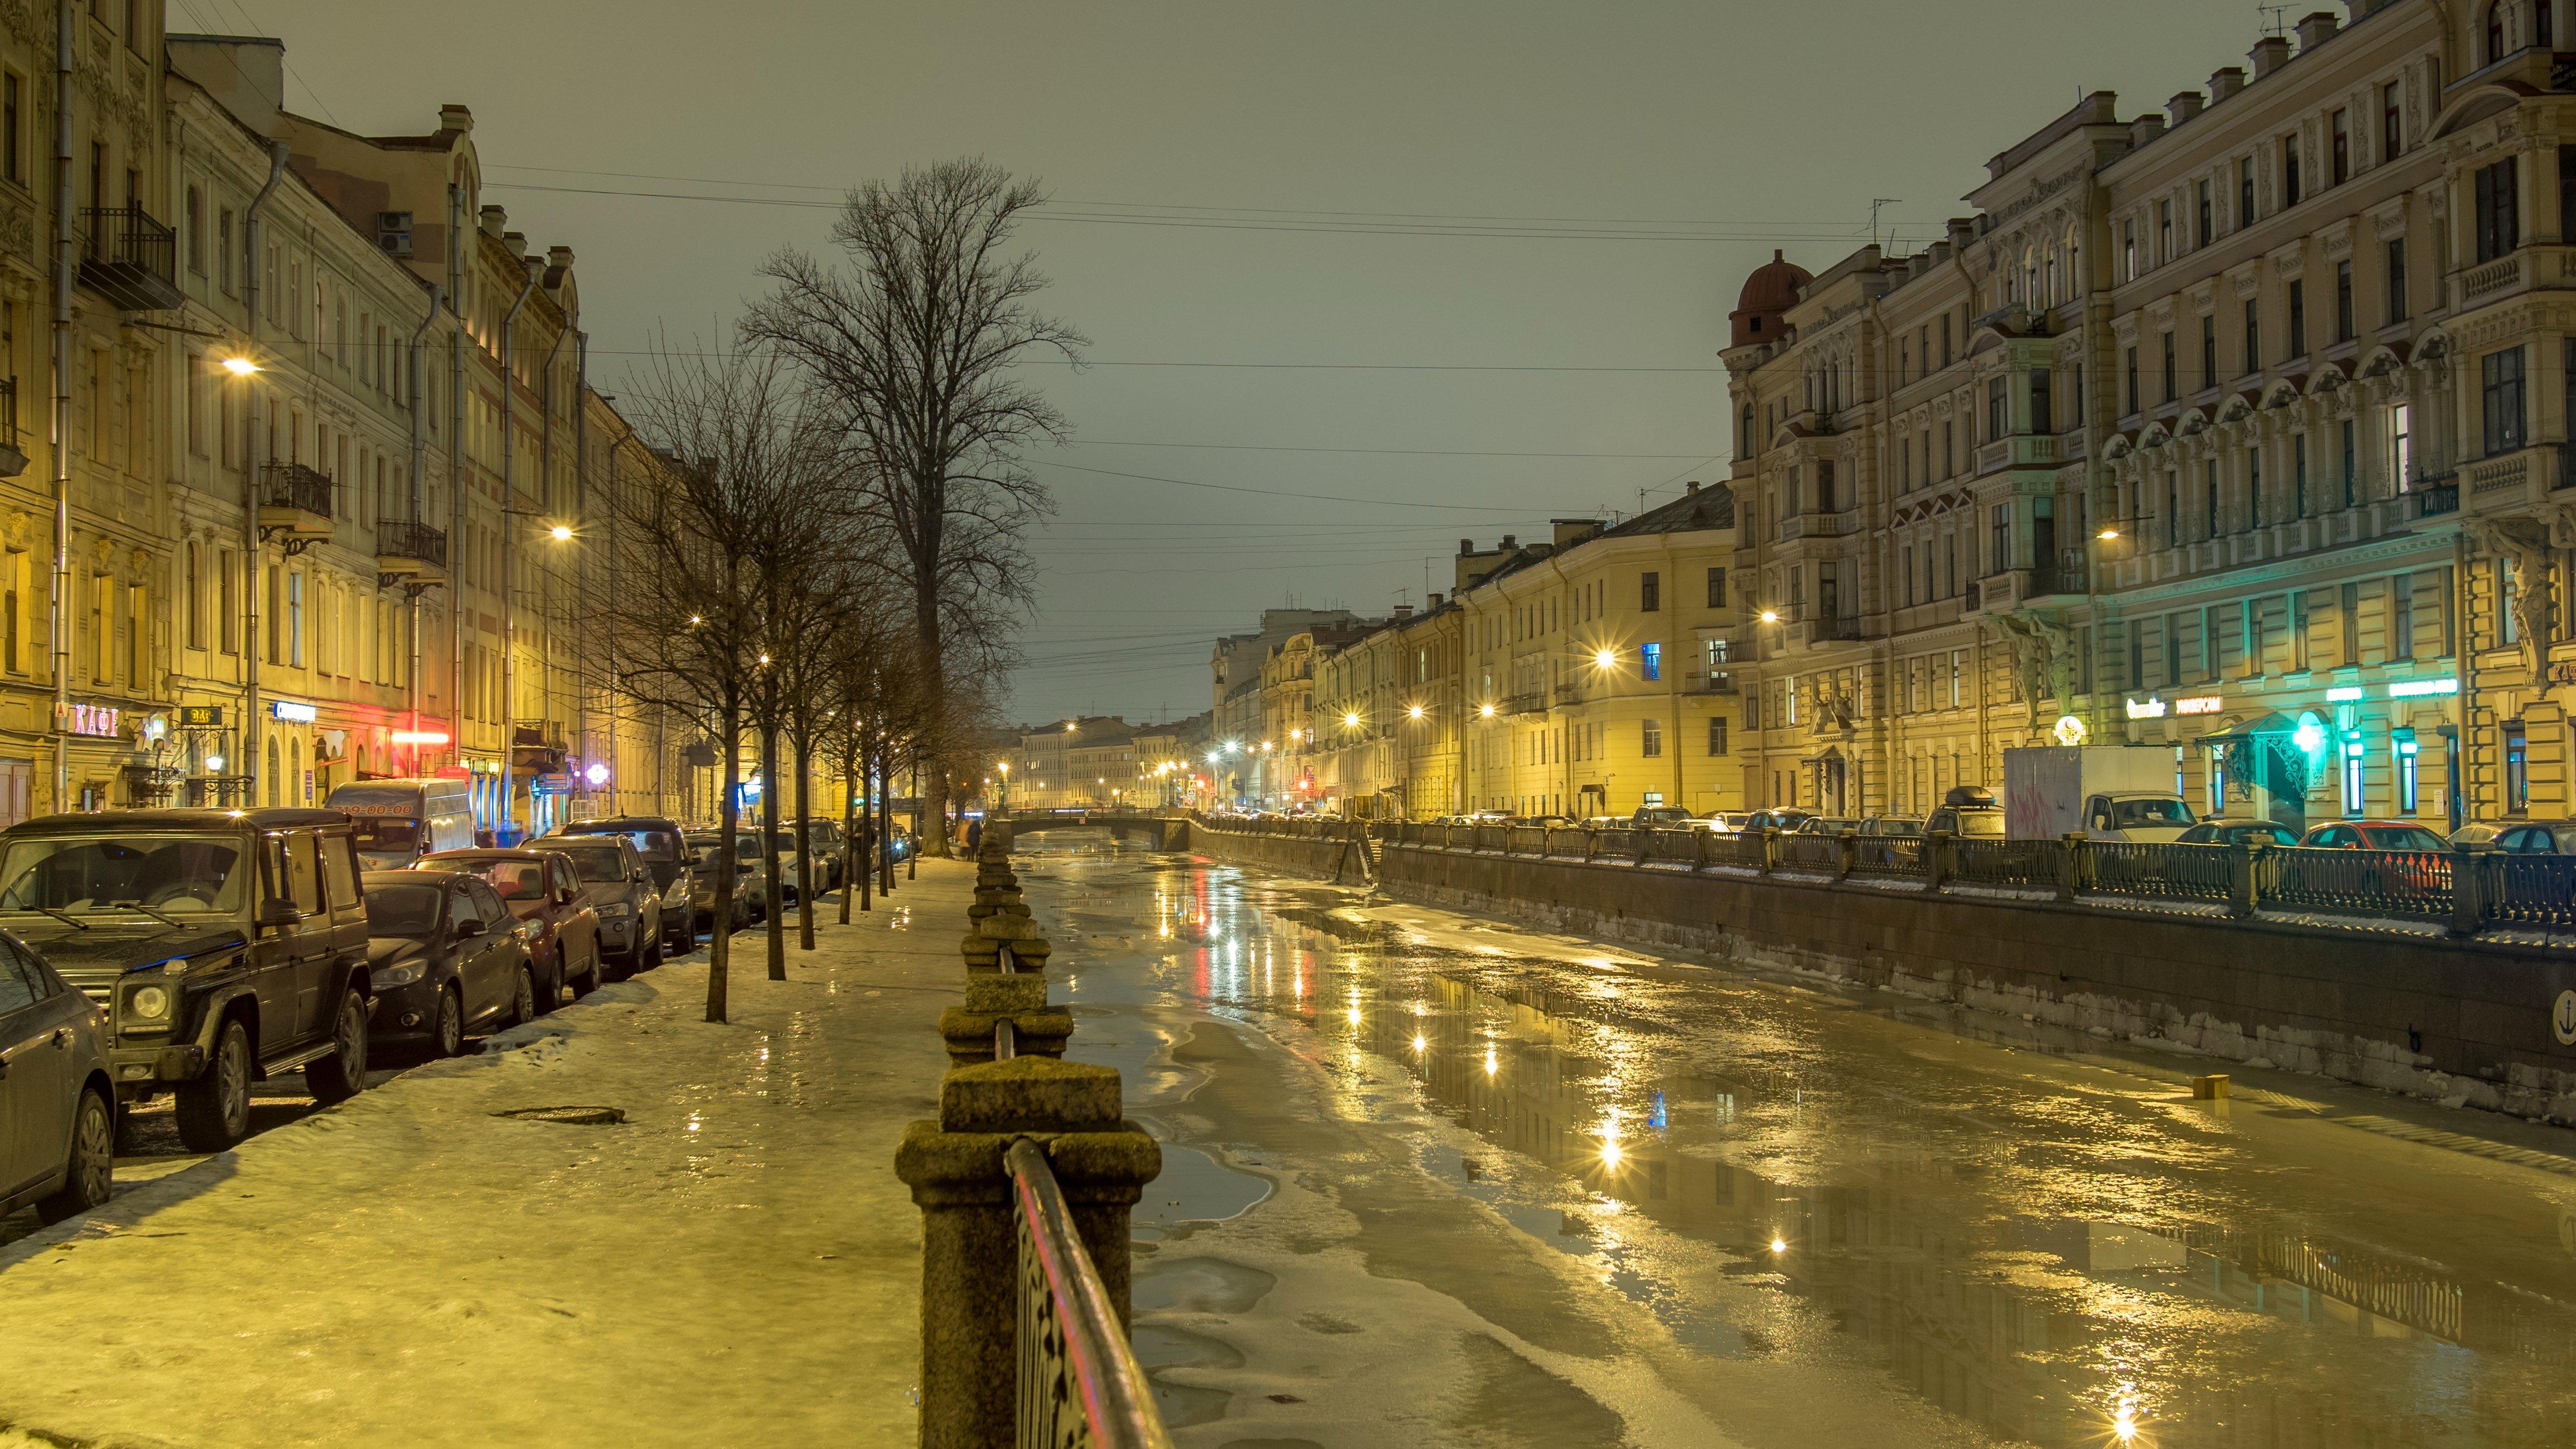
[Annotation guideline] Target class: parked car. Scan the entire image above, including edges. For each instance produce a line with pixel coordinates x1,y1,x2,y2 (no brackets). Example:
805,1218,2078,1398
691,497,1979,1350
2298,821,2449,851
685,831,767,928
1925,786,2007,839
413,849,604,1007
0,933,113,1224
534,835,664,978
1694,811,1756,835
1740,808,1815,834
1858,816,1925,837
764,830,811,903
2483,820,2576,854
551,816,696,952
0,808,378,1151
1629,806,1694,829
1517,814,1578,828
1793,816,1863,835
360,870,537,1057
2451,821,2506,847
2175,818,2302,847
326,776,475,871
803,820,848,890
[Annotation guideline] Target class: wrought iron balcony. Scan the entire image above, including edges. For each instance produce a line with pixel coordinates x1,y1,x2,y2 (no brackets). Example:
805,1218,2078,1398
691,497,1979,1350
0,378,23,479
1688,670,1739,694
258,461,335,550
2411,481,2460,517
376,518,450,588
78,205,184,311
1498,691,1543,716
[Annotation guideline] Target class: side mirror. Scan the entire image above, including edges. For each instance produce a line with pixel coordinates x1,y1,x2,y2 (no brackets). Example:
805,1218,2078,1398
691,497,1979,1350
454,917,486,938
258,898,302,929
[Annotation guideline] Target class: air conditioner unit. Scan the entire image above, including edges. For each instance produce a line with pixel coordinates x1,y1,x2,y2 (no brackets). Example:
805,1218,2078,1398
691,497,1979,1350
377,211,414,259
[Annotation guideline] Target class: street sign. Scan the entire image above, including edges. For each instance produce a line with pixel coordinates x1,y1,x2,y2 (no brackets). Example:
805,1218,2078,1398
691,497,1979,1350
176,705,224,727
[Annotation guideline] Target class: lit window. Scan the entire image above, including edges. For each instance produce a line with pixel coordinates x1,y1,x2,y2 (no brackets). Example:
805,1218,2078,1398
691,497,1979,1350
1640,642,1662,681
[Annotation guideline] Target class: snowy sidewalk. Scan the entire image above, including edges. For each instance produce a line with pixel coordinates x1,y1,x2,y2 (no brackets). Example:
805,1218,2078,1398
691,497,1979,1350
0,860,973,1449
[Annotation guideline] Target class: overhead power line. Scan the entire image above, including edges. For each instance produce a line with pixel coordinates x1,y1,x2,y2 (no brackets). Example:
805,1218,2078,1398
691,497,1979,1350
1038,460,1548,512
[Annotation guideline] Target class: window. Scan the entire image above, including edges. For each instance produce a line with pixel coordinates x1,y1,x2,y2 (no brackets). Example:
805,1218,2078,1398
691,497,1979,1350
2291,591,2310,672
2283,135,2302,206
2331,109,2350,186
1640,642,1662,681
2,550,17,674
2294,433,2309,517
219,549,237,655
2386,236,2408,323
2392,572,2415,660
1707,717,1728,755
185,186,203,274
2489,3,2508,63
2164,613,2184,689
1941,314,1953,366
2483,345,2528,454
2474,157,2519,263
2250,447,2264,529
289,569,305,667
185,542,202,651
2545,0,2558,48
3,72,20,185
2206,460,2220,537
2237,157,2255,229
2396,731,2420,812
1705,566,1725,609
2342,740,2366,816
2031,366,2051,434
2507,722,2530,814
2287,279,2306,359
1640,571,1659,611
1988,376,2009,438
2340,418,2356,508
2335,260,2353,342
2162,332,2177,403
2382,82,2402,161
1641,719,1662,758
88,573,109,680
2157,200,2172,265
2391,401,2413,490
2124,345,2138,415
2242,298,2259,376
2122,220,2136,281
186,353,203,456
1990,502,2010,571
126,582,142,687
2196,180,2212,247
2200,316,2217,390
218,208,234,295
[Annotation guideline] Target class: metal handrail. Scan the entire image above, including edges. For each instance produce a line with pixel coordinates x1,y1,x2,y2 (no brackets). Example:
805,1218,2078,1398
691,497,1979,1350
260,459,334,516
1006,1137,1175,1449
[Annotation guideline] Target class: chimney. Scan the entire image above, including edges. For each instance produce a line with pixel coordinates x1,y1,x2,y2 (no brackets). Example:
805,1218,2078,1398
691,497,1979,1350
1946,217,1976,250
1686,480,1701,494
546,244,575,272
502,231,529,260
1392,605,1413,619
1499,534,1517,550
1428,592,1444,609
2250,35,2290,80
2167,91,2205,127
2209,66,2246,102
438,103,474,134
2129,114,2166,148
1459,537,1474,554
2295,11,2337,50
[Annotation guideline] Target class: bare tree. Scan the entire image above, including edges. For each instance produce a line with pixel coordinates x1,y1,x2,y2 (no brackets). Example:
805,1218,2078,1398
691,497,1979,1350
592,339,834,1022
745,157,1082,856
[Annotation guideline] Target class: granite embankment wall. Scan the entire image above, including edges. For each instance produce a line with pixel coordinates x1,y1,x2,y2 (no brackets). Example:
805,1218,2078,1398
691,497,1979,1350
1181,821,1363,882
1193,821,2576,1121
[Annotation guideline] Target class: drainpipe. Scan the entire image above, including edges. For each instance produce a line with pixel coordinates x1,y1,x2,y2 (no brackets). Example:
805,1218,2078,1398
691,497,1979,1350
497,258,537,840
404,282,441,772
46,0,69,809
237,139,290,806
534,316,565,829
445,186,465,784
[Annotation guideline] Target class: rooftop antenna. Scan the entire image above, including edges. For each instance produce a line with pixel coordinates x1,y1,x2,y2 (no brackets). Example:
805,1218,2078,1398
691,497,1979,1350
2257,3,2291,36
1870,198,1902,252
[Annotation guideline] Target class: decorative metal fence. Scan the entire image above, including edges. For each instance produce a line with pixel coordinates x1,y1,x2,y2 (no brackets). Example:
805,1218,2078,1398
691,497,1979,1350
2265,847,2453,920
1848,835,1924,878
1952,839,2065,890
2089,841,2236,903
2476,853,2576,928
1774,833,1843,873
1006,1138,1174,1449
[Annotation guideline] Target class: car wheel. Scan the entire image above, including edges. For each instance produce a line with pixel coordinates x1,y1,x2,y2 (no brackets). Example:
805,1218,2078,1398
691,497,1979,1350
506,962,537,1027
307,988,372,1105
176,1018,253,1152
572,940,601,998
643,929,664,972
433,985,465,1058
36,1088,115,1224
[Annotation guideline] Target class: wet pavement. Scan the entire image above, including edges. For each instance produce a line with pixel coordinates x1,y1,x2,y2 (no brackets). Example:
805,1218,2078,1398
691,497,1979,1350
1025,833,2576,1448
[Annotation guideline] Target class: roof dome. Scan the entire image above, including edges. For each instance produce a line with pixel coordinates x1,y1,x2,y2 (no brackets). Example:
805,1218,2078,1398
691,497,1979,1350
1729,250,1811,348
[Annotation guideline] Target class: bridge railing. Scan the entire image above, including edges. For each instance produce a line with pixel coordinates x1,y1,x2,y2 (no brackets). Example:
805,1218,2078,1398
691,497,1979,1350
1349,821,2576,941
1006,1137,1175,1449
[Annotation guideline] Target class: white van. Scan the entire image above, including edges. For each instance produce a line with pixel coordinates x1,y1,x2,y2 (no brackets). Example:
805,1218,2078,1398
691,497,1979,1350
327,776,476,870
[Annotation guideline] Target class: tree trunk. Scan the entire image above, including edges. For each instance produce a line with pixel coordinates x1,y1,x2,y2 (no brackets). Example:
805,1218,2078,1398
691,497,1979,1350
708,697,738,1024
762,718,786,980
915,589,951,856
839,736,859,923
858,739,875,913
794,724,816,951
906,746,920,880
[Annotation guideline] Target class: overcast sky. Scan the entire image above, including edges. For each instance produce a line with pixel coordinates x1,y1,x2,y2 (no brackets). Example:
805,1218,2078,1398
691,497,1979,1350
246,0,2279,726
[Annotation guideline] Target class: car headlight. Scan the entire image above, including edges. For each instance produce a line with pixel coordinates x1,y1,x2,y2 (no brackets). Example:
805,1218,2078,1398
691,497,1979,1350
599,903,633,918
375,960,425,989
125,984,171,1022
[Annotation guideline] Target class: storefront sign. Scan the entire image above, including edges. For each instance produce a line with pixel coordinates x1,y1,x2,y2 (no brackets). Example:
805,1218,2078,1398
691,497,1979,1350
67,703,120,737
2051,714,2087,746
434,765,471,780
2324,686,2364,703
2173,695,2223,715
2387,678,2458,698
391,729,450,746
2123,695,2167,719
176,705,224,727
270,700,318,723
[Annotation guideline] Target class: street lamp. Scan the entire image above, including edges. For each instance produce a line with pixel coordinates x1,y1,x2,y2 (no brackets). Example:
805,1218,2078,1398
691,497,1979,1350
1343,712,1361,728
1592,648,1616,670
1478,702,1495,718
1406,704,1425,721
548,524,574,542
219,356,259,377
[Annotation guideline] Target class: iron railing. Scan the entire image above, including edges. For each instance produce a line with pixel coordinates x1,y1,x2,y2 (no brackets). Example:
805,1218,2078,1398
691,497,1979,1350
376,518,449,567
2266,846,2453,920
1774,833,1843,873
1006,1140,1171,1448
260,460,334,517
2090,840,2235,902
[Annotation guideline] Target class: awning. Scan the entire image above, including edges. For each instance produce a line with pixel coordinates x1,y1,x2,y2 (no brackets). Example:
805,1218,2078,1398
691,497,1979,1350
2187,709,2300,749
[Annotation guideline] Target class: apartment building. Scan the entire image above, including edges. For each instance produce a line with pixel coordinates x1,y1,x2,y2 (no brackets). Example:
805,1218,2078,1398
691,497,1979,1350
1721,0,2536,835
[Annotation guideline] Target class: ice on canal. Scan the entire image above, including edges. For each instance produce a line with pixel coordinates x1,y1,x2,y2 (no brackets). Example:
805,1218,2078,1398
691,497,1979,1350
1021,831,2576,1449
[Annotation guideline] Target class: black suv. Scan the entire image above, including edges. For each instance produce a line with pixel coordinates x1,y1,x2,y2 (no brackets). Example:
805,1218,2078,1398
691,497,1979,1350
551,816,695,951
0,808,376,1151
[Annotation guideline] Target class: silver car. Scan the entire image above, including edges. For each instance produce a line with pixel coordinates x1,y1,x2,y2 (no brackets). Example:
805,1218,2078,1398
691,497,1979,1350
0,933,114,1225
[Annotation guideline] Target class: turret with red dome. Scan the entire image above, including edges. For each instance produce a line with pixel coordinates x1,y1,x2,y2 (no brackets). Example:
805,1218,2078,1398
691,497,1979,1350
1730,249,1812,348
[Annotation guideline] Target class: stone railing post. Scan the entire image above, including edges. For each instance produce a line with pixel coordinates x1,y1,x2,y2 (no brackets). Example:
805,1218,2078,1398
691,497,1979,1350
2227,843,2259,918
1693,828,1710,871
1633,830,1651,867
1583,829,1598,863
1924,829,1953,892
1835,831,1856,881
2056,833,2089,902
1759,826,1780,876
2449,844,2486,937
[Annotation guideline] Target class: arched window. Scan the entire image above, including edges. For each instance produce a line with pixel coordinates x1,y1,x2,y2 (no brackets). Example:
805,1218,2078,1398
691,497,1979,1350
2044,246,2059,306
2489,3,2508,63
265,737,279,807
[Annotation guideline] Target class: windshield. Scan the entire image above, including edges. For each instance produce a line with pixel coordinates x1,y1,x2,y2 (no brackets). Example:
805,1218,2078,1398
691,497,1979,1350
0,834,250,915
2110,798,2197,828
686,836,762,867
2365,825,2448,850
445,858,549,901
1874,819,1924,836
350,818,421,853
364,882,445,937
607,829,679,861
550,844,628,882
770,831,800,852
1957,811,2008,838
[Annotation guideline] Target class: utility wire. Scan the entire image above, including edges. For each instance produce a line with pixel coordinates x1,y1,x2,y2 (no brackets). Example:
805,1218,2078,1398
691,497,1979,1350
1039,460,1548,512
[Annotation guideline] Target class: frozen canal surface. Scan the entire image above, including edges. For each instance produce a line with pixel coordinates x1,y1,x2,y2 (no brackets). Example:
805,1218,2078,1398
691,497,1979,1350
1022,836,2576,1448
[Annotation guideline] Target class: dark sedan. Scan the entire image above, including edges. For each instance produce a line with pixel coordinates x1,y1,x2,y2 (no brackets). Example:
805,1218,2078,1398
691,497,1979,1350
412,849,604,1009
535,835,663,979
2176,819,2302,847
359,871,537,1056
0,934,113,1225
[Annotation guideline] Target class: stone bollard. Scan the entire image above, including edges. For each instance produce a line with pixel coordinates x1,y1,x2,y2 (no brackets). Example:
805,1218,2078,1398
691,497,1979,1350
1924,829,1953,893
1759,826,1780,876
2056,833,2089,903
2449,843,2487,937
2227,842,2259,918
895,1058,1161,1449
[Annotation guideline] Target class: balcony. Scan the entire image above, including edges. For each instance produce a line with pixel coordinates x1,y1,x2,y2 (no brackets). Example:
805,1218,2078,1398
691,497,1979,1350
1498,691,1543,716
2027,548,2088,600
2448,244,2576,314
376,518,450,588
77,205,184,311
2411,480,2460,517
1551,683,1583,708
1687,669,1739,695
258,461,335,549
1777,509,1861,542
1975,433,2061,475
1802,616,1864,648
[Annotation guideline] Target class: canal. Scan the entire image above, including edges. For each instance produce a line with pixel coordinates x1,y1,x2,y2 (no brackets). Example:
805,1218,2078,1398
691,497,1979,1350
1022,833,2576,1448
